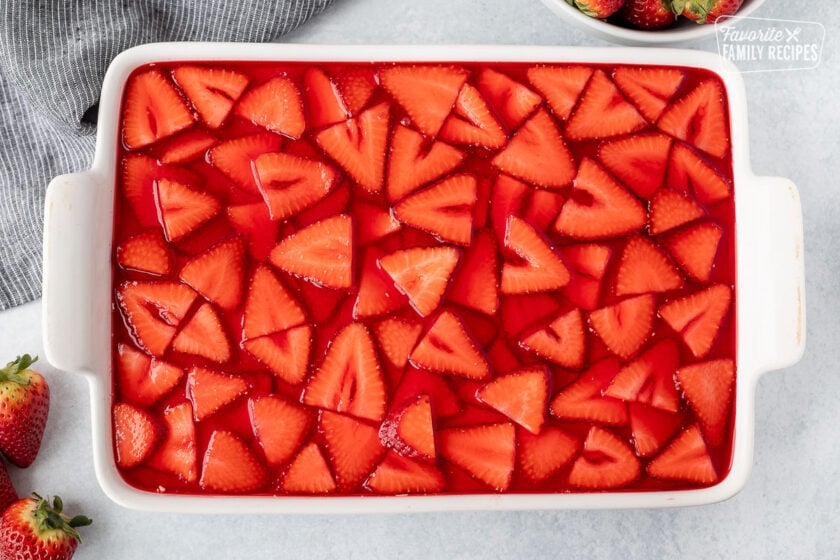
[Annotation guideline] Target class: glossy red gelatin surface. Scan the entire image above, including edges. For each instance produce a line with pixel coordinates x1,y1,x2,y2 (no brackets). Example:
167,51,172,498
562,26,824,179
111,60,737,496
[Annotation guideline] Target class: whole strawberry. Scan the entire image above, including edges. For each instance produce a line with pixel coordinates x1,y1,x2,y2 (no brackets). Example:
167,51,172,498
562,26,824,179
674,0,744,23
572,0,626,19
619,0,677,29
0,495,91,560
0,355,50,468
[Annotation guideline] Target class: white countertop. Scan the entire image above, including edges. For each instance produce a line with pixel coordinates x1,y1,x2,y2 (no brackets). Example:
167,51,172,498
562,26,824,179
1,1,838,557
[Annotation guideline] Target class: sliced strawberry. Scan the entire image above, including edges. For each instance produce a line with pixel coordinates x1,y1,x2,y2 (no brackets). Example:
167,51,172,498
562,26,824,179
243,326,312,385
319,410,385,491
178,237,244,310
392,368,461,419
156,129,218,165
116,232,170,276
314,102,389,193
615,235,683,297
354,199,401,246
253,151,339,221
172,302,231,363
374,317,423,369
226,202,277,260
354,248,408,319
379,246,460,317
501,215,570,295
270,214,353,290
113,402,163,468
199,430,265,493
475,68,541,130
599,133,672,199
566,70,646,141
524,189,565,232
667,143,731,204
186,366,249,421
172,65,248,128
209,133,284,195
379,395,436,460
567,426,640,490
410,310,490,380
439,84,506,149
147,402,198,483
490,174,530,246
438,423,515,491
366,452,445,494
665,222,723,283
613,67,685,123
659,284,732,358
561,243,612,311
116,281,197,357
303,67,349,129
658,79,729,159
476,367,548,434
518,425,579,483
549,358,628,425
115,343,184,407
155,178,220,242
394,174,477,246
648,188,705,235
303,323,386,422
249,395,311,467
386,124,465,202
121,154,161,227
332,67,378,115
589,294,655,360
282,442,336,494
491,109,576,189
379,65,469,137
526,65,593,120
122,69,193,149
605,339,681,413
235,76,305,139
519,308,586,370
648,424,718,484
555,158,646,240
676,359,734,446
448,230,499,316
627,402,683,458
242,265,306,340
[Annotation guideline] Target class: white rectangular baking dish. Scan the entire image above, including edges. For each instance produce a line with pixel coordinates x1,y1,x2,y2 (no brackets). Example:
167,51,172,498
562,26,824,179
41,43,805,513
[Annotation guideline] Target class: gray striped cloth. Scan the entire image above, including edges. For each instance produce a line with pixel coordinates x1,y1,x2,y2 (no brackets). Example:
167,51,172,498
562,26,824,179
0,0,333,310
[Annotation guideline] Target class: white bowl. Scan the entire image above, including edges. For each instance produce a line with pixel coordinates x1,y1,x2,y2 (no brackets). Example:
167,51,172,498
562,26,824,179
42,43,804,513
541,0,767,46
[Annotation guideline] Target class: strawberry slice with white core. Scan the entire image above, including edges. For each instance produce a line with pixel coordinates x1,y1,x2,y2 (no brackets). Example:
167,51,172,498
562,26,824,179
439,423,516,491
387,123,466,202
519,307,586,370
410,310,490,380
302,323,387,423
270,214,354,290
235,75,305,139
566,70,646,141
172,65,249,128
314,102,390,194
155,178,220,242
122,70,193,149
659,284,732,358
378,246,460,318
253,152,339,222
501,215,571,295
555,158,646,240
476,366,549,434
393,174,477,246
567,426,640,490
526,65,593,121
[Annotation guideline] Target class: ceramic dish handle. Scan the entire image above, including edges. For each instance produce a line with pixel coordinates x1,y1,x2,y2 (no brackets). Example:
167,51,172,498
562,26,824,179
750,176,806,374
42,171,106,376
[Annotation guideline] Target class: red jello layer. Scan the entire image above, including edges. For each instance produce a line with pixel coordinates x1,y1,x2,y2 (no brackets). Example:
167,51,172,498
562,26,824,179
111,61,736,496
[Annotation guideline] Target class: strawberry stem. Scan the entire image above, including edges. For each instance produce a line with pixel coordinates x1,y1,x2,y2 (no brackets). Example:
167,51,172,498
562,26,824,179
0,355,37,385
31,494,92,544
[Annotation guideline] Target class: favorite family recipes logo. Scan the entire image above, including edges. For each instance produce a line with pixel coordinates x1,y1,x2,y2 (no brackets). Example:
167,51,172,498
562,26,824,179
715,16,825,73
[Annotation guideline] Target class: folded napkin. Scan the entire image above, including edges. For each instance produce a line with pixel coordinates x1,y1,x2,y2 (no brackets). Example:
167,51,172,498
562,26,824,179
0,0,333,310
